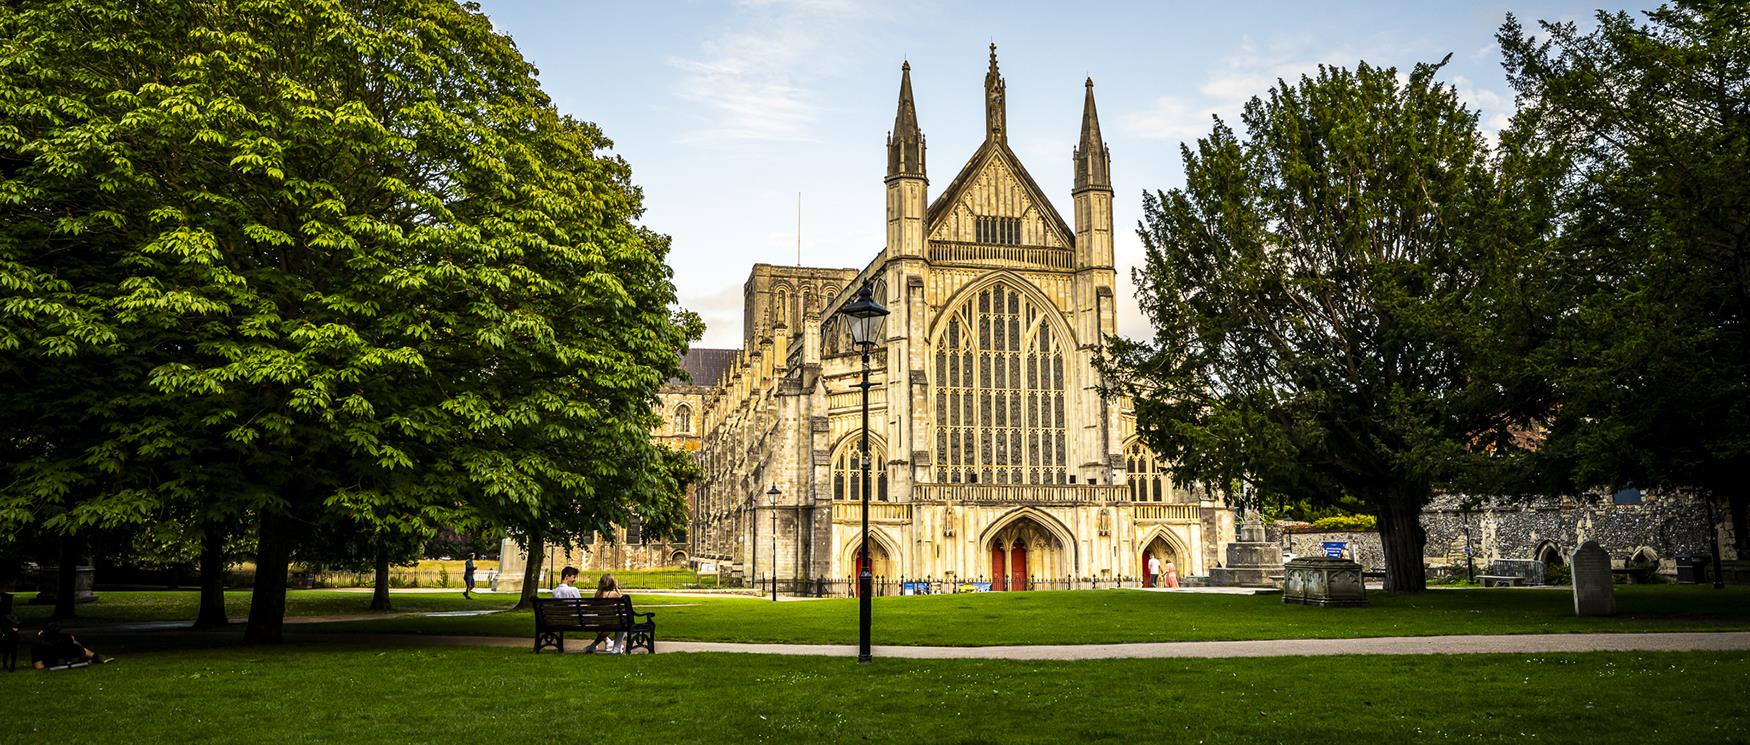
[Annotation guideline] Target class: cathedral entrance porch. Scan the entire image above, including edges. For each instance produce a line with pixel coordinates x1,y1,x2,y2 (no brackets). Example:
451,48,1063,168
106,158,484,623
987,516,1066,590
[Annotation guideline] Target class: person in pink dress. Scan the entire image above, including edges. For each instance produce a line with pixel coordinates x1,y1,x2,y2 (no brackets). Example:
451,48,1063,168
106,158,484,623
1163,559,1180,588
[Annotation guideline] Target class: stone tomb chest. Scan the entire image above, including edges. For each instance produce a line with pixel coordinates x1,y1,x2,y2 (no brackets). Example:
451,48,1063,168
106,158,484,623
1281,556,1368,607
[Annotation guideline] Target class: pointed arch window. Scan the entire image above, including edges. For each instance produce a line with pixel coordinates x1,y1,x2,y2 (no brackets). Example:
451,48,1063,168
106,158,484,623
1125,441,1174,502
674,404,693,434
934,281,1068,485
832,437,888,501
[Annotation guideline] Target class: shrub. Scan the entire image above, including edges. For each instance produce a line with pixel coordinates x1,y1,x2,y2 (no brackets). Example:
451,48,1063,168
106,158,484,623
1545,563,1571,586
1307,515,1377,533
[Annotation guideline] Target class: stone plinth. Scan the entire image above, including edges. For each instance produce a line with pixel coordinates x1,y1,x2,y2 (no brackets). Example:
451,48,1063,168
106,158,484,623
1281,557,1368,607
30,566,97,605
1209,516,1285,588
1571,540,1615,616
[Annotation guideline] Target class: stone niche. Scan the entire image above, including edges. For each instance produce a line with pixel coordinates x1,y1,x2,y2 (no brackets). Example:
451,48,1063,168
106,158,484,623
1281,557,1368,607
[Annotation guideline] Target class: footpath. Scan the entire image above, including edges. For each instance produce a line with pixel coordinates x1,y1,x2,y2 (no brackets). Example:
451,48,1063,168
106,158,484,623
278,630,1750,660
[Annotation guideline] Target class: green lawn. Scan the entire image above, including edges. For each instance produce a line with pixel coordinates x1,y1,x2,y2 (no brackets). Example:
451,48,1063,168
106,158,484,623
10,589,515,627
4,644,1744,743
307,585,1750,645
18,586,1750,645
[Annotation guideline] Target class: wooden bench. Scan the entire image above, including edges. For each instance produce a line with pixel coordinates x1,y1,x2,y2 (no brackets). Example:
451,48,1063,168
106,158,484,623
532,597,655,654
1478,575,1523,587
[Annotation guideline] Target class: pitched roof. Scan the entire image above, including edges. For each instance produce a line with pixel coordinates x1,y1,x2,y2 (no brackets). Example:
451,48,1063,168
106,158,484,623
925,140,1075,248
668,348,739,387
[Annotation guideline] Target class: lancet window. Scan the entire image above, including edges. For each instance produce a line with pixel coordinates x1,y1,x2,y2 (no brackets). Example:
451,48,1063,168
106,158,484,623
1126,441,1172,502
934,282,1068,485
976,216,1022,246
832,437,888,501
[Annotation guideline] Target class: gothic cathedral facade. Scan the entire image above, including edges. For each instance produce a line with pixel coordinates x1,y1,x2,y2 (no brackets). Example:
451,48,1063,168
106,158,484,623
683,48,1235,589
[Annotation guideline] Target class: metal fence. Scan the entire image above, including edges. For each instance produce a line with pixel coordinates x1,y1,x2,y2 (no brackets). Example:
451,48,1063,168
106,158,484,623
738,575,1154,598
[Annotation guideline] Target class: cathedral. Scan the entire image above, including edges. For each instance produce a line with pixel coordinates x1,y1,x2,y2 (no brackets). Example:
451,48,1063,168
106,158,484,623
671,47,1234,591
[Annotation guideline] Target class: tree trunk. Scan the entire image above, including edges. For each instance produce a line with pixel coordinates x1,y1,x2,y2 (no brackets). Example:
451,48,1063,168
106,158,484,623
193,524,229,629
51,534,81,621
512,533,544,611
369,540,392,611
244,512,293,644
1376,499,1428,593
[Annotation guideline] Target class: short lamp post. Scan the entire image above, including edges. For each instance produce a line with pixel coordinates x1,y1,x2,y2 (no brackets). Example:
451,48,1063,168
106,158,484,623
767,484,781,602
837,281,888,664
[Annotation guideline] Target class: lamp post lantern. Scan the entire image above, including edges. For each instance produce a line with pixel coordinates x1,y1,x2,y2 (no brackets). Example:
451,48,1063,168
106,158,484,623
837,281,888,664
767,485,781,602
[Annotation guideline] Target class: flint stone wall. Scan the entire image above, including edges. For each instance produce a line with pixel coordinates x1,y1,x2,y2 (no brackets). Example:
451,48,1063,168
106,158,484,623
1262,493,1716,574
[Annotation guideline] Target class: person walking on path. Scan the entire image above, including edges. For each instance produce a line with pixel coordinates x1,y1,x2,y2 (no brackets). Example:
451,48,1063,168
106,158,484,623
462,553,477,599
1163,559,1180,588
1146,554,1162,588
551,567,582,600
582,574,626,654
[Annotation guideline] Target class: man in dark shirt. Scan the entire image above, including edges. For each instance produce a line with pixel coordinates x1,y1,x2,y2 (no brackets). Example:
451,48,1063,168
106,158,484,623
463,552,477,599
31,622,110,669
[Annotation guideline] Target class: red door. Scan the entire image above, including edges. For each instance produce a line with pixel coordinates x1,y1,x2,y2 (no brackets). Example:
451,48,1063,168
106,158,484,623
1142,551,1155,587
853,550,865,597
990,546,1006,591
1010,545,1028,591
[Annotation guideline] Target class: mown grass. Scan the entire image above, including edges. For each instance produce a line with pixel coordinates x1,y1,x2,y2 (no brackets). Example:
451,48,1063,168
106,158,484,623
18,585,1750,645
308,585,1750,645
10,589,517,628
3,644,1744,744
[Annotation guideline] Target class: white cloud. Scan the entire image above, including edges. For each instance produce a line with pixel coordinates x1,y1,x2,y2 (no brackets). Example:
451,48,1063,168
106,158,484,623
1123,36,1513,146
683,282,750,348
669,0,881,144
1451,75,1512,138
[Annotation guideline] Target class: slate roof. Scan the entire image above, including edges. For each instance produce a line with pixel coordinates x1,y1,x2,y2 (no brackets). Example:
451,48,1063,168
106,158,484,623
668,348,739,387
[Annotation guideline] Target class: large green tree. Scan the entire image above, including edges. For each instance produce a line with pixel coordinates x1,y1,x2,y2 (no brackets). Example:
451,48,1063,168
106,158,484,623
1106,59,1535,592
1498,3,1750,558
1,0,691,641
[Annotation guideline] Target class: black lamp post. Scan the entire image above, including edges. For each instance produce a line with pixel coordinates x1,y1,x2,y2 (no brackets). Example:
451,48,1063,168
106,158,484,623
838,281,888,664
767,484,781,602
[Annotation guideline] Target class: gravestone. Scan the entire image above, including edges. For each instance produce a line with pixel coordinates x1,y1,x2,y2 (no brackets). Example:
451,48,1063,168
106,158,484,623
1571,541,1615,616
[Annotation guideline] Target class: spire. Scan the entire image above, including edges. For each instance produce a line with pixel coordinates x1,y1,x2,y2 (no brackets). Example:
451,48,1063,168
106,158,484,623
886,60,926,180
984,43,1006,142
1074,77,1111,192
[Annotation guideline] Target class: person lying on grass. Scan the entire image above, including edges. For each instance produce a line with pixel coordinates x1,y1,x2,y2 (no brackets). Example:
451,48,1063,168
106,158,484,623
31,622,112,670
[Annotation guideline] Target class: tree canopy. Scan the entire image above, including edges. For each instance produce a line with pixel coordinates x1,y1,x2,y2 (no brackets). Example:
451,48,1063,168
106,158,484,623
1,0,694,640
1497,1,1750,552
1105,59,1530,592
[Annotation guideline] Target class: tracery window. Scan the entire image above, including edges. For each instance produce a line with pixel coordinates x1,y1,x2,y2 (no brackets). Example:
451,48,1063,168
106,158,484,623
934,282,1067,485
674,404,692,434
1125,441,1172,502
832,437,888,501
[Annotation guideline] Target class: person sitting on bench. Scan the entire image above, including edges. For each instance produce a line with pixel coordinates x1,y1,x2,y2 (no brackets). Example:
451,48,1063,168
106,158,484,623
31,622,111,670
551,566,582,600
582,574,626,654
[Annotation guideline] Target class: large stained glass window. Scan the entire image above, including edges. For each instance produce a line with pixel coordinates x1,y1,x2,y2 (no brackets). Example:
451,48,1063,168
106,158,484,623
934,282,1068,485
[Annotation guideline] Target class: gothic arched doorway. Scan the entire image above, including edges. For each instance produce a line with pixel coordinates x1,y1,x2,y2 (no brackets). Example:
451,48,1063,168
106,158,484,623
987,516,1066,591
1142,534,1181,588
849,539,894,594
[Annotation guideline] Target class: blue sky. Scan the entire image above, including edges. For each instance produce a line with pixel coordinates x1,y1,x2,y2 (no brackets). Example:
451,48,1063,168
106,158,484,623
475,0,1617,347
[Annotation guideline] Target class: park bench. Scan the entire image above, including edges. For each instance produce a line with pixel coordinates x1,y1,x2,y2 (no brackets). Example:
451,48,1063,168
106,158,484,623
532,597,655,655
1478,575,1523,587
